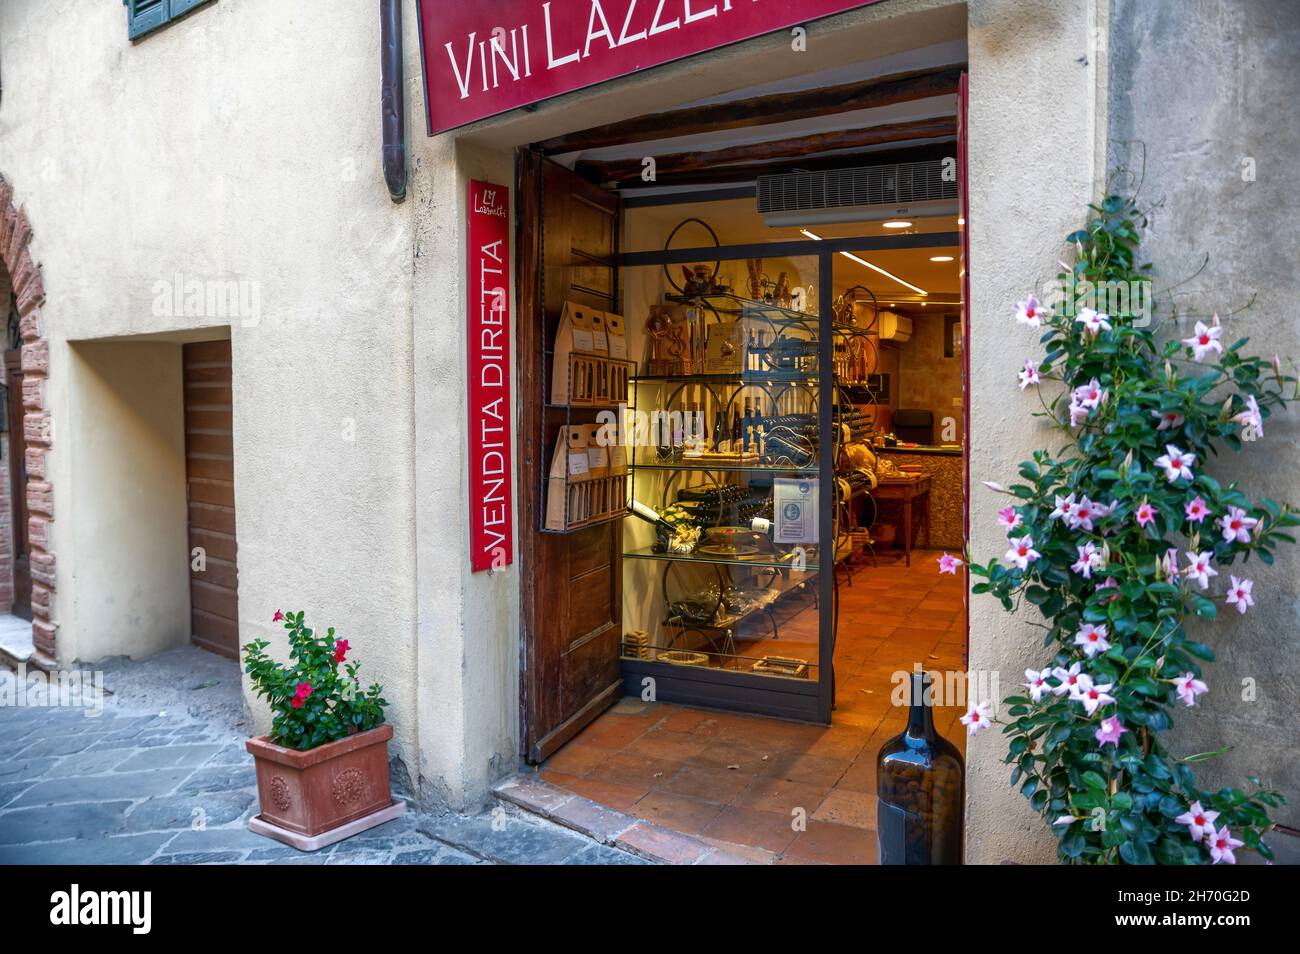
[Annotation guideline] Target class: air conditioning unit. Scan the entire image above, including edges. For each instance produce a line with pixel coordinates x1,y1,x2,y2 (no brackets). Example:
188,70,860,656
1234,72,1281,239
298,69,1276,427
878,312,913,343
757,160,958,227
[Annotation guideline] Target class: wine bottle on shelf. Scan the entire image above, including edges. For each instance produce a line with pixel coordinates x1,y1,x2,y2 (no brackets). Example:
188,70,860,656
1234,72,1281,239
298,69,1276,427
714,408,728,453
730,405,742,450
754,399,766,456
742,398,753,453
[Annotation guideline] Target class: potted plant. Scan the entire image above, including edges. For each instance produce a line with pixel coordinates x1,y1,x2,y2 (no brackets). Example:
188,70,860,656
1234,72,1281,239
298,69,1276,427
945,190,1296,864
242,610,402,851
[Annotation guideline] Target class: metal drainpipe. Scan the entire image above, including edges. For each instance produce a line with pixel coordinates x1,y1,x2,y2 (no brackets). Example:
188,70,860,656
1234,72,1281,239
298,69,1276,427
380,0,406,203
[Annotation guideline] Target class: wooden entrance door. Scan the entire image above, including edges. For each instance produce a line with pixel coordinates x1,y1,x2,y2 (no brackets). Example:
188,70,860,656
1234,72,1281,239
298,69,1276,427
518,152,624,762
183,340,239,657
4,350,31,620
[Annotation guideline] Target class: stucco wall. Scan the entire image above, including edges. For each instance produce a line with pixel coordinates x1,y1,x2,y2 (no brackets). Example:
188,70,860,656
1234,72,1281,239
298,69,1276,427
1108,0,1300,864
65,341,190,660
0,0,422,774
965,0,1108,863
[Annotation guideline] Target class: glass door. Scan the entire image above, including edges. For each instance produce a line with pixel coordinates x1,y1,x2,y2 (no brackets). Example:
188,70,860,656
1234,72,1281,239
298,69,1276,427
616,250,835,722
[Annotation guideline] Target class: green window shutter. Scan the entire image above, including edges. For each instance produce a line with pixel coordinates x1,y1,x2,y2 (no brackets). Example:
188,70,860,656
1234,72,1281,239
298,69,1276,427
125,0,215,40
170,0,212,17
125,0,167,40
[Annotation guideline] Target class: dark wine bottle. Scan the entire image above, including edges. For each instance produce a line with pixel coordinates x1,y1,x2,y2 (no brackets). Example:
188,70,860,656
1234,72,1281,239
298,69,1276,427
730,405,741,448
876,671,964,864
742,398,753,452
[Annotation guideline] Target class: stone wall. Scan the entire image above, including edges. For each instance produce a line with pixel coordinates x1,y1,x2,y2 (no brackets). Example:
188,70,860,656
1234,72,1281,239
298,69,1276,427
1108,0,1300,863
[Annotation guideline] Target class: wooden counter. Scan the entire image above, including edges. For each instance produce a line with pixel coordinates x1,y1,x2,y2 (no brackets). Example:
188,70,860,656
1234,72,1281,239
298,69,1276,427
877,447,964,550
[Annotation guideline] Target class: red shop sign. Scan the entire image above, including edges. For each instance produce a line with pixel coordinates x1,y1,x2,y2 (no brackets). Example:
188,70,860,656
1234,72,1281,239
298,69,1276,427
467,179,513,573
418,0,881,134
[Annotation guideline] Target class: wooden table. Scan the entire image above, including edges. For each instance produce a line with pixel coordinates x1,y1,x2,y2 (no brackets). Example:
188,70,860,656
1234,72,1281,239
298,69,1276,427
872,475,932,566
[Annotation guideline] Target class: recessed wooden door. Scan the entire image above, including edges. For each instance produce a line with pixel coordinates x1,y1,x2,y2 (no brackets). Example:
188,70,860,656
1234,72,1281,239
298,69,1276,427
518,152,624,762
4,349,31,620
183,340,239,657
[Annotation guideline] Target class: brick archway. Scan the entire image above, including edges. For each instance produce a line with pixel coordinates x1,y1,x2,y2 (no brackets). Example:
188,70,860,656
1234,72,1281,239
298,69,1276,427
0,176,56,664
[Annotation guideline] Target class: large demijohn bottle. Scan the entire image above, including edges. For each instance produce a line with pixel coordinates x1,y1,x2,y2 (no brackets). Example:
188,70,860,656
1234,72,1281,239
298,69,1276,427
876,670,964,864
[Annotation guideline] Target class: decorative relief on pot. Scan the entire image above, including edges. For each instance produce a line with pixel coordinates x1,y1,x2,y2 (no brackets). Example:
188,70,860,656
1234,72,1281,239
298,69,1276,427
269,775,292,812
332,767,367,807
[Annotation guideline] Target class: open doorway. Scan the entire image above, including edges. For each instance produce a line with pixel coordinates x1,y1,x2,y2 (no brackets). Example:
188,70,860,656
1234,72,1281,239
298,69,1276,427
515,26,970,863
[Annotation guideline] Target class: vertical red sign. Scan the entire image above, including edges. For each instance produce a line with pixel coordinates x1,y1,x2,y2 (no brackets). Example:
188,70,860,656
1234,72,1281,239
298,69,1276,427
467,180,513,573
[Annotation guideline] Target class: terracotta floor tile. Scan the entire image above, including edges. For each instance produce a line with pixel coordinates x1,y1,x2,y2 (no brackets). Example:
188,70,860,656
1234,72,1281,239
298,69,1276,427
759,752,852,789
542,742,612,777
703,807,801,854
657,763,753,803
783,820,878,864
623,729,711,762
539,769,582,788
733,776,831,815
588,751,679,788
685,738,776,774
566,777,650,812
656,706,730,738
835,757,879,795
631,791,724,835
812,788,878,829
572,714,652,751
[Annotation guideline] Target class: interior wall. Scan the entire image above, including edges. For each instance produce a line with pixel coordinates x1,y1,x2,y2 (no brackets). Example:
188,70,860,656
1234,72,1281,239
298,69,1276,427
896,311,963,440
65,341,189,661
1108,0,1300,863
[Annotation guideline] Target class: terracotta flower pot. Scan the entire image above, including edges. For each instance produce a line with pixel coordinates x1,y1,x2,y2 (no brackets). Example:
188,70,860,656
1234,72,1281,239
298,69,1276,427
246,724,403,849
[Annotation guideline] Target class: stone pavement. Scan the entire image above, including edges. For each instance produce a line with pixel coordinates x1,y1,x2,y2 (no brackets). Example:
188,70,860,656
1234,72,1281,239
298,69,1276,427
0,652,647,865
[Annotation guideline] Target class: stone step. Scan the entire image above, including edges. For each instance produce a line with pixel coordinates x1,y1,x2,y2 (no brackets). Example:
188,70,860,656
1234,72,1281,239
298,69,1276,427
493,773,772,865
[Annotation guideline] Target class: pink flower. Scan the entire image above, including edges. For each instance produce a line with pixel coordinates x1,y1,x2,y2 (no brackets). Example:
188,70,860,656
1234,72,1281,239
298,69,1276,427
1232,393,1263,439
996,506,1023,531
1183,550,1218,590
1184,496,1210,523
1174,801,1220,842
1094,715,1127,748
1073,378,1106,409
1075,307,1112,334
1182,318,1223,362
1135,500,1157,528
1052,663,1091,699
291,682,313,709
1154,444,1196,483
333,639,350,664
1225,576,1254,615
1018,360,1041,390
961,701,993,736
1015,295,1047,327
1067,495,1097,531
936,552,963,575
1024,668,1052,704
1049,493,1077,522
1173,672,1208,707
273,610,285,622
1218,506,1258,545
1078,681,1116,716
1161,547,1181,582
1152,409,1185,431
1073,623,1112,659
1205,825,1244,865
1068,400,1091,427
1004,535,1041,571
1071,541,1104,579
